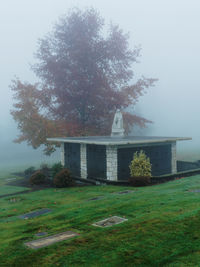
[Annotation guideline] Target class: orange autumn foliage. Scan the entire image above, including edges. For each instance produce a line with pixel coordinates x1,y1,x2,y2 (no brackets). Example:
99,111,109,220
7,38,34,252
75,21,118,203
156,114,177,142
11,8,157,154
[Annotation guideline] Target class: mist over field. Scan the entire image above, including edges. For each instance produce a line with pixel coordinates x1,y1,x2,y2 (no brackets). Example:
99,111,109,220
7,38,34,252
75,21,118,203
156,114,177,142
1,0,200,170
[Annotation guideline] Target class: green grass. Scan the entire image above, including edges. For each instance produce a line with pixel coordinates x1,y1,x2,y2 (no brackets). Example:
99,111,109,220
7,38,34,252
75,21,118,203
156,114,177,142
0,185,29,196
0,175,200,266
0,170,30,196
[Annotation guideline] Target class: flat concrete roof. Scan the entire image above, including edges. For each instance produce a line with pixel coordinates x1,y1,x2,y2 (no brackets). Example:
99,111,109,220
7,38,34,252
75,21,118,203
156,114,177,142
47,136,192,146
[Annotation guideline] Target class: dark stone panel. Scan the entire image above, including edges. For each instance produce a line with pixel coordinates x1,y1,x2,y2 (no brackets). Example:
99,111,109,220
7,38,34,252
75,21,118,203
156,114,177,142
64,143,80,177
118,144,172,180
19,209,52,219
87,145,106,179
177,160,200,172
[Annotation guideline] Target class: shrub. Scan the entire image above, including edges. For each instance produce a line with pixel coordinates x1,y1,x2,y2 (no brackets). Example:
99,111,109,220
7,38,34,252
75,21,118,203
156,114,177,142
24,166,36,178
129,150,152,186
53,168,75,188
40,163,51,177
51,162,63,178
29,171,46,185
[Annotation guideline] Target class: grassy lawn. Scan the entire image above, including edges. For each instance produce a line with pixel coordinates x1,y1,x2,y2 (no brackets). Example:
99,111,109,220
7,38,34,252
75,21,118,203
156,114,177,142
0,185,29,196
0,171,30,196
0,175,200,266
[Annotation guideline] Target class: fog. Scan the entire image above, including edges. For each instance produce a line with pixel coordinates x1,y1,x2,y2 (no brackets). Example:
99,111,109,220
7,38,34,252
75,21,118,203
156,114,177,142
1,0,200,170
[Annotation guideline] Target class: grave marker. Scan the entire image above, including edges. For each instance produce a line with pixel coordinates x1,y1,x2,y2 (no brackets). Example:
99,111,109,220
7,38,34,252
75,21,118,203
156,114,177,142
6,178,16,182
19,208,52,219
92,216,128,227
88,196,104,201
25,231,79,249
117,190,135,195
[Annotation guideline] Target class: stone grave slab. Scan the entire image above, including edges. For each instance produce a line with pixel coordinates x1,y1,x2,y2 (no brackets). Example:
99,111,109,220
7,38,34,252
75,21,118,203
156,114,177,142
6,178,16,182
9,197,22,203
92,216,128,227
190,189,200,193
19,208,52,219
25,231,79,249
88,196,104,201
117,190,135,195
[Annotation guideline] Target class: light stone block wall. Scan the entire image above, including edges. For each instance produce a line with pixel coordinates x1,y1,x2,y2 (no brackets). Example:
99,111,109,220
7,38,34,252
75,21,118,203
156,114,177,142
106,145,118,181
80,144,87,179
61,143,65,166
171,141,177,173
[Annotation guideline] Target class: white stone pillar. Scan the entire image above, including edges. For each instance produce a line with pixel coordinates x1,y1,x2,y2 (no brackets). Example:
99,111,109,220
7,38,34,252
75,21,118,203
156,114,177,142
106,145,118,181
61,142,65,166
171,142,177,173
80,144,87,179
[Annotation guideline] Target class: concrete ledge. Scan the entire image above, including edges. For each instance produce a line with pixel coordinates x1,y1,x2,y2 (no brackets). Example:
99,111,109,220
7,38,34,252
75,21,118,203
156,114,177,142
73,176,97,185
72,168,200,186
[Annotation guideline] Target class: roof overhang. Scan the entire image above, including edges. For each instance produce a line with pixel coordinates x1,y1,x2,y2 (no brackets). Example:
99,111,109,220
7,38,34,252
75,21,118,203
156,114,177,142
47,136,192,146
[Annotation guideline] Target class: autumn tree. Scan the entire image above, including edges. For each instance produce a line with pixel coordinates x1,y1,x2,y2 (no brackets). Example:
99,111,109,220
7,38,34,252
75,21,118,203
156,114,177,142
11,8,157,155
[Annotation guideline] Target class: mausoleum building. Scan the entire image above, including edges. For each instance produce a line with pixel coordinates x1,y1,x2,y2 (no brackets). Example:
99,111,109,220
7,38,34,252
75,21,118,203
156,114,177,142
47,111,191,181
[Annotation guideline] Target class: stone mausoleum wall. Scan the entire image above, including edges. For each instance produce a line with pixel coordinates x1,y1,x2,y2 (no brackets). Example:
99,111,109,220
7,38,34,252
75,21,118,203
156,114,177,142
86,144,106,179
117,143,174,180
61,141,177,181
63,143,80,177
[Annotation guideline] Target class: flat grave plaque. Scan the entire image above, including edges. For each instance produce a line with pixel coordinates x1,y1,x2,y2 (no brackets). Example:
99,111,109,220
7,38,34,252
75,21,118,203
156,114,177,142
19,208,52,219
9,197,22,203
88,196,104,201
190,189,200,193
117,190,135,195
92,216,128,227
25,231,79,249
6,178,16,182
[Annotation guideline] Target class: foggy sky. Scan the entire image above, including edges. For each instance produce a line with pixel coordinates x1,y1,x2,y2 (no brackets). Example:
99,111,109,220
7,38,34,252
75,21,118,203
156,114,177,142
1,0,200,168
